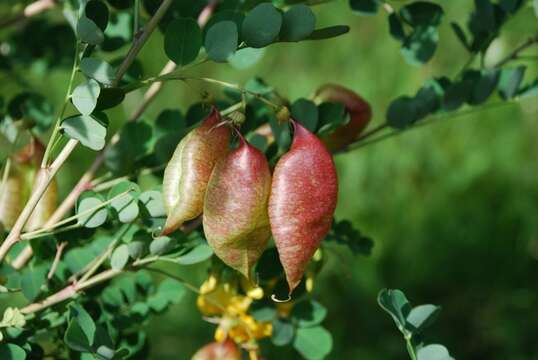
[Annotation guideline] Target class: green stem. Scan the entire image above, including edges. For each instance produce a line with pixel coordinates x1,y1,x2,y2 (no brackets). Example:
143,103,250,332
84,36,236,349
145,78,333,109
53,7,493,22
405,334,417,360
20,189,132,239
346,99,523,151
78,223,131,284
41,41,82,168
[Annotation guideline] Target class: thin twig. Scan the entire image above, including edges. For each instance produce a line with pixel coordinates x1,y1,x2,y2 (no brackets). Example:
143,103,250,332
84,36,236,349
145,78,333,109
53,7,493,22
9,0,177,267
494,33,538,68
11,2,221,269
47,242,67,280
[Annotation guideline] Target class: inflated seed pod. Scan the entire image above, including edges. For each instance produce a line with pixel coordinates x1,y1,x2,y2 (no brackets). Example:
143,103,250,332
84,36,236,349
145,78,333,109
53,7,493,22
0,169,24,230
269,120,338,295
191,340,241,360
162,107,230,235
203,133,271,278
314,84,372,152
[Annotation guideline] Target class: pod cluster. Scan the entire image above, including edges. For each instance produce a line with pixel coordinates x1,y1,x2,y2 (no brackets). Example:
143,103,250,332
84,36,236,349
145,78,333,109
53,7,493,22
162,108,338,295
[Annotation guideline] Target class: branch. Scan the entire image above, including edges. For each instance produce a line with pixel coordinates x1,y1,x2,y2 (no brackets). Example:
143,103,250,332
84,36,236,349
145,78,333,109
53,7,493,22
113,0,174,85
8,0,177,267
0,139,78,262
494,33,538,68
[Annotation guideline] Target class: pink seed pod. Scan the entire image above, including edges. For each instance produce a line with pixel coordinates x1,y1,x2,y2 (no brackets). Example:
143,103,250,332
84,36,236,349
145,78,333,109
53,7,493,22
314,83,372,152
269,120,338,295
162,106,230,235
203,133,272,278
191,340,241,360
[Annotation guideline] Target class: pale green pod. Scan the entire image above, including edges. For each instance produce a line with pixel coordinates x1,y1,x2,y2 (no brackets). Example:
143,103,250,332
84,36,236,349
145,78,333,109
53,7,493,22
0,170,24,230
162,107,230,235
203,136,272,278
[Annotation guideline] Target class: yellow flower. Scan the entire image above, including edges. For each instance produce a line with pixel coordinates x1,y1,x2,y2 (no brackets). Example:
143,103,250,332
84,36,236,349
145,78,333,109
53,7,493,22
198,275,273,344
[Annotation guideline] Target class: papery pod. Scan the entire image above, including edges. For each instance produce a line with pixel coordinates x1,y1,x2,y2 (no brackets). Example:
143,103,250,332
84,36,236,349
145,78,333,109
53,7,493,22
0,168,24,230
269,120,338,295
162,107,230,235
16,138,57,231
191,340,241,360
203,134,272,278
314,84,372,152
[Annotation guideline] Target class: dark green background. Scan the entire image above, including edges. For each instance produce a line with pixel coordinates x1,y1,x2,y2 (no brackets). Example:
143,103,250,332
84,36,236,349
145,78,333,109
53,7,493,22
2,0,538,359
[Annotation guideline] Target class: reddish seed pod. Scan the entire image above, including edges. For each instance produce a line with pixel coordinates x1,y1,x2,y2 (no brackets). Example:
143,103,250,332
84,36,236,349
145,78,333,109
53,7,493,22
162,107,230,235
269,120,338,295
314,84,372,152
191,340,241,360
203,133,272,278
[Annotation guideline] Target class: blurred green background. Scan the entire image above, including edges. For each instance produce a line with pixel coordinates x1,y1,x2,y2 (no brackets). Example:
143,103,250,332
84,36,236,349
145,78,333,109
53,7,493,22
2,0,538,359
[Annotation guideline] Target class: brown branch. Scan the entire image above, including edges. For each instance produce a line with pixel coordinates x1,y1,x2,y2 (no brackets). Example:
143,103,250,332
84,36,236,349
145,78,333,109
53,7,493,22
5,0,175,266
494,33,538,68
10,1,220,268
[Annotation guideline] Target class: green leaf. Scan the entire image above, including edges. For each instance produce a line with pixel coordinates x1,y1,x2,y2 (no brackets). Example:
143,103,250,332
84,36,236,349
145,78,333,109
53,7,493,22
139,190,166,218
149,236,175,255
7,92,54,132
85,0,109,31
0,343,26,360
326,220,374,256
72,79,101,115
280,5,316,42
69,303,96,346
205,21,238,62
77,16,105,45
291,98,318,132
349,0,379,15
156,278,185,305
291,300,327,328
242,3,282,48
450,22,469,50
175,243,213,265
386,96,418,129
20,265,47,301
307,26,350,40
442,80,473,111
416,344,454,360
272,318,295,346
128,241,145,259
534,0,538,17
317,102,347,134
377,288,411,329
65,319,91,352
229,47,266,69
95,88,125,111
61,115,107,151
108,181,139,223
470,69,499,105
401,26,439,65
77,192,108,228
105,121,153,175
498,66,526,99
400,2,443,27
406,304,441,332
388,14,405,41
293,326,333,360
111,244,129,270
80,58,115,86
164,18,202,66
103,12,132,51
